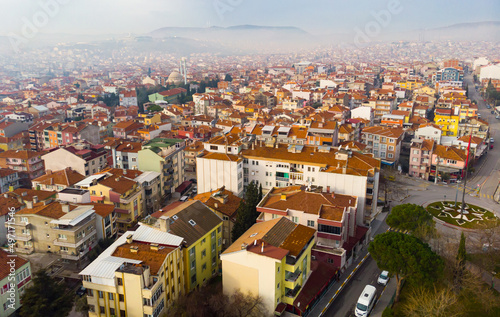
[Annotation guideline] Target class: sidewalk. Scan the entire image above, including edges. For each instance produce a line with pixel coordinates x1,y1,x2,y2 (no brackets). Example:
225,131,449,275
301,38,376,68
309,211,390,317
371,278,397,317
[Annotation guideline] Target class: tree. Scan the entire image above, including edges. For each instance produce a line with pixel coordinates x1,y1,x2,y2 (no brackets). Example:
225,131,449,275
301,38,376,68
147,104,163,112
403,286,461,317
231,182,261,241
20,269,75,317
453,232,467,291
258,183,263,202
224,74,233,82
75,295,89,317
368,232,443,302
386,203,435,239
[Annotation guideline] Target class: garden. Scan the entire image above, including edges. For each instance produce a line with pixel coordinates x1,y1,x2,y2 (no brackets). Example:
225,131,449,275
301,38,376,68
426,201,500,229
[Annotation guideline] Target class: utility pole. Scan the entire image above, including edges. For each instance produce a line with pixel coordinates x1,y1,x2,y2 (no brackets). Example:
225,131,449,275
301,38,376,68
460,132,473,220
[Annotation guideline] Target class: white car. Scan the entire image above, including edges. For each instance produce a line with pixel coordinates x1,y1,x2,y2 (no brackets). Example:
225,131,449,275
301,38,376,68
490,138,494,143
377,270,389,286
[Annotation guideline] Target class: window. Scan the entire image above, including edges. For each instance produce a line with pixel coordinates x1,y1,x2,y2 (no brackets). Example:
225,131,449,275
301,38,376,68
318,224,341,235
110,308,115,315
210,145,218,151
307,220,315,227
277,282,280,289
108,293,114,300
191,260,195,270
100,306,105,314
58,234,67,240
388,153,394,158
98,291,103,298
189,247,195,256
218,238,222,247
202,263,207,271
88,305,95,313
201,250,206,258
292,216,299,223
119,294,124,302
211,231,216,239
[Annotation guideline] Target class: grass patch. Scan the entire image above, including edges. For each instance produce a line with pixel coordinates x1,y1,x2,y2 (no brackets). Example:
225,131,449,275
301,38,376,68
426,201,500,229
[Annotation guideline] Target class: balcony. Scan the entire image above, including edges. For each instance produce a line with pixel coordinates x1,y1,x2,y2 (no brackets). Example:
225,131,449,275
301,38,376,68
276,176,289,182
15,233,33,241
285,284,302,299
14,245,34,254
285,269,302,282
53,229,96,248
7,222,30,228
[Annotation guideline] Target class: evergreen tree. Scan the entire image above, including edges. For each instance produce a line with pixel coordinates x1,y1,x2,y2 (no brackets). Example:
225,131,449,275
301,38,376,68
231,182,261,241
258,183,263,202
454,232,467,290
20,269,74,317
224,74,233,82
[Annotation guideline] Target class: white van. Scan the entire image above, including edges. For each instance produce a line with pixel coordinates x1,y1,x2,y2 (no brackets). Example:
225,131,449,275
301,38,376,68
355,285,377,317
179,195,189,202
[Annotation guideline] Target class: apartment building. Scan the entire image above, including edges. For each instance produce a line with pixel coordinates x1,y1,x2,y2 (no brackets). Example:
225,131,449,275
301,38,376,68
256,186,368,271
434,108,460,137
409,139,435,180
414,123,442,144
0,250,32,317
193,187,242,250
43,122,100,149
110,141,142,170
197,139,381,224
431,144,468,183
80,224,185,317
138,138,186,199
112,121,143,139
78,172,144,234
221,217,320,316
0,150,45,188
9,201,97,260
28,122,52,151
42,144,107,176
0,168,21,193
31,168,85,192
155,201,223,293
184,141,204,173
361,126,405,165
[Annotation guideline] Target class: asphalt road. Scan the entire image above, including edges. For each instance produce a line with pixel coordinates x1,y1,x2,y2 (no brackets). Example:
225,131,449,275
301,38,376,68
323,256,385,317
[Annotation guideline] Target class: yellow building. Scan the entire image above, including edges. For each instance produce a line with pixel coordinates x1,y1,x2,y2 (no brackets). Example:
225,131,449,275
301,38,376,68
138,113,162,126
414,86,436,96
84,173,144,234
158,200,223,293
80,224,185,317
434,108,459,136
397,79,424,91
221,217,316,315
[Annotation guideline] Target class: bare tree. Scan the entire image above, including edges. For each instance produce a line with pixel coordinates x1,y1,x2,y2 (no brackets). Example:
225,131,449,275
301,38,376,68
403,286,462,317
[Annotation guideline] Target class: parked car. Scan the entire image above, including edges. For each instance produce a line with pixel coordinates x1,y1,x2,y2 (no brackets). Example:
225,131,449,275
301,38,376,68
377,271,390,286
179,195,189,202
76,286,86,297
490,138,494,143
496,116,500,120
492,110,495,114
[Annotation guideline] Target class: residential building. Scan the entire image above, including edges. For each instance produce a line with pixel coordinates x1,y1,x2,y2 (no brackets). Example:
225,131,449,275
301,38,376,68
82,203,117,240
80,225,185,317
0,250,32,317
198,140,381,224
0,121,29,138
257,186,368,270
431,144,468,182
138,138,186,199
222,217,329,316
433,67,464,83
196,135,244,196
111,141,142,170
9,201,98,259
119,90,138,107
361,126,405,165
409,139,435,180
57,188,91,204
28,121,52,151
414,123,442,144
43,122,100,149
112,121,143,139
41,144,107,176
154,200,223,293
184,141,205,172
434,108,460,137
0,150,45,188
31,168,85,192
0,168,21,193
0,195,24,246
80,172,144,234
193,187,242,249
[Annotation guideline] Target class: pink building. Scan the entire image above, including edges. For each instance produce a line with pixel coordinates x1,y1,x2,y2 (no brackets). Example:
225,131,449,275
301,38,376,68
409,139,434,180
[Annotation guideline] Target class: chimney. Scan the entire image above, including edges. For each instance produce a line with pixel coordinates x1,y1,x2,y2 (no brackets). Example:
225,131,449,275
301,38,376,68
281,193,287,201
150,243,159,251
254,240,257,246
126,234,133,244
61,203,70,213
33,196,38,204
46,170,52,175
26,201,33,209
252,142,255,150
214,202,218,209
241,243,248,250
159,216,170,232
275,143,279,149
261,242,264,253
130,246,139,253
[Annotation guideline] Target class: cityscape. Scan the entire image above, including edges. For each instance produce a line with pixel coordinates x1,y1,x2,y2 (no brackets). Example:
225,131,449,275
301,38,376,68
0,1,499,317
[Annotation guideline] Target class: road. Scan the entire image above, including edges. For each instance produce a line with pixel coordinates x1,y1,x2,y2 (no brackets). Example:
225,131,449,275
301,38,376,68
323,256,385,317
464,73,500,199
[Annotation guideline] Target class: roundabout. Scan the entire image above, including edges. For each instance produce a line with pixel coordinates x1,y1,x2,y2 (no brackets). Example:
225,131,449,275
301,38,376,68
426,201,500,229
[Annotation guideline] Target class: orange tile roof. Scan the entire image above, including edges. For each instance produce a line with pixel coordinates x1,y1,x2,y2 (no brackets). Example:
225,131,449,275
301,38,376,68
32,168,85,187
97,175,136,195
17,201,77,219
433,144,467,161
0,250,28,280
112,242,176,274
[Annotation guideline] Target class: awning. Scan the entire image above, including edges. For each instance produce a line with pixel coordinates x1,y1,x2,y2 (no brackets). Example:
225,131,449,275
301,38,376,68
90,195,104,202
114,208,129,214
381,160,395,166
274,302,286,316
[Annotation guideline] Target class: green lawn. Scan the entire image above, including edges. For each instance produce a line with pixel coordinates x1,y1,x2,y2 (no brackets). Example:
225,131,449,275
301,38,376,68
426,201,499,229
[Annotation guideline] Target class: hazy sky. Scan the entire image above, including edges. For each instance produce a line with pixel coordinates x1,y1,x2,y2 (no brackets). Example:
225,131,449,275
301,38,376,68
1,0,499,35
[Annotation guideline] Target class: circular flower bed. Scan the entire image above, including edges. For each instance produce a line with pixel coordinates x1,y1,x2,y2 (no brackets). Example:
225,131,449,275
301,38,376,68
427,201,499,229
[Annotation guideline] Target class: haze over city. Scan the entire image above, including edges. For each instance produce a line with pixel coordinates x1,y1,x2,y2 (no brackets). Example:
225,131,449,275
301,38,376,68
0,1,499,317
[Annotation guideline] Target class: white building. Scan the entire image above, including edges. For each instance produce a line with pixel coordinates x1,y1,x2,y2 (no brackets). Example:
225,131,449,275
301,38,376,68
479,63,500,82
414,124,442,145
351,106,374,122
